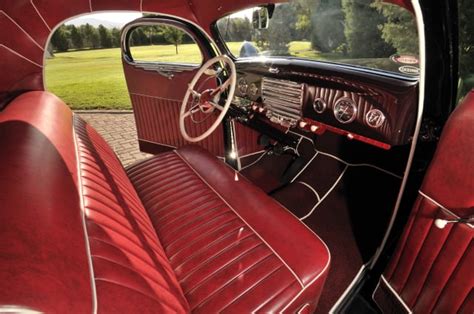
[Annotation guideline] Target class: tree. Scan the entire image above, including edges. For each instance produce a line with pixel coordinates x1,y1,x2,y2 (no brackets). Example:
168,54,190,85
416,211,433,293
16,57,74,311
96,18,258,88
162,26,184,54
311,0,347,53
80,23,98,49
373,1,418,54
459,0,474,77
50,25,69,52
70,25,83,49
130,27,148,46
98,24,113,48
342,0,395,58
110,27,121,47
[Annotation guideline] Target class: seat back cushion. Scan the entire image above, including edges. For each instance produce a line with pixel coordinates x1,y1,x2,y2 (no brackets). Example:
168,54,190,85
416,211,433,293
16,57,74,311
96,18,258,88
0,92,94,313
373,91,474,313
73,116,190,313
0,91,189,313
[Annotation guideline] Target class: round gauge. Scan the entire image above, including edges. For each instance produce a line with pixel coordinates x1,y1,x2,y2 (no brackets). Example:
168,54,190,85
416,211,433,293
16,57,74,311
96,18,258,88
238,78,248,95
249,83,259,96
313,98,327,114
333,98,357,124
365,108,386,128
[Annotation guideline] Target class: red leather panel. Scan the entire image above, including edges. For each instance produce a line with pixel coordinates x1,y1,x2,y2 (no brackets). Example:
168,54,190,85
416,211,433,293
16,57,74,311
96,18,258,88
234,121,264,157
374,91,474,313
0,92,93,313
73,116,190,313
0,4,50,49
127,146,330,312
0,11,44,65
0,46,42,95
32,0,91,30
91,0,141,11
422,91,474,210
130,93,225,156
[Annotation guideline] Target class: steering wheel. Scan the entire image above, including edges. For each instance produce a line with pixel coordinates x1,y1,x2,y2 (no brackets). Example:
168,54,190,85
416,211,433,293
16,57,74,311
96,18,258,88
179,55,236,142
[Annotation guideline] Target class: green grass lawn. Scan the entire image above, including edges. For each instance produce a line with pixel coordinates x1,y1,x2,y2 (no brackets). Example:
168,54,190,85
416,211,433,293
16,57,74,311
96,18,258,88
45,42,399,110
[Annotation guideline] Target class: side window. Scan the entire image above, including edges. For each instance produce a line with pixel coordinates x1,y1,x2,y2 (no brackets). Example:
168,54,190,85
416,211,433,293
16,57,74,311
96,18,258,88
128,24,203,65
458,0,474,101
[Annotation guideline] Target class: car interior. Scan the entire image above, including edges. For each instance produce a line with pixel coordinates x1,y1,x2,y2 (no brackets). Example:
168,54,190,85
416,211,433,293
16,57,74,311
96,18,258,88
0,0,472,313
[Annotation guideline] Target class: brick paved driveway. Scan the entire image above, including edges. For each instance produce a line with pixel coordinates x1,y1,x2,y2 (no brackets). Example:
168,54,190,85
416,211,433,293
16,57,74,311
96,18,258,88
77,111,151,167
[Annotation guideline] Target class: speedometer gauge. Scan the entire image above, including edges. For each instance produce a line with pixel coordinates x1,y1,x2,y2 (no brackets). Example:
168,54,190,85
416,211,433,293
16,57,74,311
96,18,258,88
333,98,357,124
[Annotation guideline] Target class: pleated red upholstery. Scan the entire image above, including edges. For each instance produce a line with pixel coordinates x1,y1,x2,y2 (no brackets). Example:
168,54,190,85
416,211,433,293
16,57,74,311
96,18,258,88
373,91,474,313
127,146,330,313
2,91,329,312
74,116,190,313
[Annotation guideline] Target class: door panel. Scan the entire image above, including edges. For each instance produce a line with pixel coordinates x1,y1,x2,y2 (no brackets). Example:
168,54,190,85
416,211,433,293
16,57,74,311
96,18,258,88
121,18,225,156
373,91,474,313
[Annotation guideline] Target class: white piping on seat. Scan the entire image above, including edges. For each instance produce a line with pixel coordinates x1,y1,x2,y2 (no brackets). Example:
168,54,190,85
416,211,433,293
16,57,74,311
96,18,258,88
419,190,473,228
174,150,306,288
72,115,98,314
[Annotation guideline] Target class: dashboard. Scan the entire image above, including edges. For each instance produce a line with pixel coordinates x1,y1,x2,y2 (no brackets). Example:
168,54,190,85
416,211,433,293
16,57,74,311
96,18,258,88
230,59,419,149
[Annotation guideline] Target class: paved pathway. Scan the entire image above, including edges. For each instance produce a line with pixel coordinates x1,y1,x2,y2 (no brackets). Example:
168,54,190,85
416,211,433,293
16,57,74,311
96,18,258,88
76,111,151,167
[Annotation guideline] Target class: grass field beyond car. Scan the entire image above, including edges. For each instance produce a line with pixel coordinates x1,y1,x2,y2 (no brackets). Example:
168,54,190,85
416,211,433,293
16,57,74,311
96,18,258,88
46,42,395,110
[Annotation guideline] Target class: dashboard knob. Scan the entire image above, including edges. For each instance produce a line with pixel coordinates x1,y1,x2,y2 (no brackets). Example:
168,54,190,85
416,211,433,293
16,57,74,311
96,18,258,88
299,121,308,128
310,125,319,132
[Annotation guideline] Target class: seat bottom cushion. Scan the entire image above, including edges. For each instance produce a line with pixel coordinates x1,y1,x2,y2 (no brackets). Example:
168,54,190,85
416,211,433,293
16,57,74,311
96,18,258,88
127,145,330,313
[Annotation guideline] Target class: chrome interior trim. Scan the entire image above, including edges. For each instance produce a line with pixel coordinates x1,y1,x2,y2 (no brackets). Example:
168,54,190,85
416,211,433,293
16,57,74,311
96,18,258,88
262,77,304,127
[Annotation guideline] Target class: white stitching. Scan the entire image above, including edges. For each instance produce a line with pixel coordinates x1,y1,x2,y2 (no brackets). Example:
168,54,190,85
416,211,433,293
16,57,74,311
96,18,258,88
72,115,98,314
30,0,51,31
0,44,42,67
0,10,44,51
297,181,321,202
174,150,307,288
300,165,348,221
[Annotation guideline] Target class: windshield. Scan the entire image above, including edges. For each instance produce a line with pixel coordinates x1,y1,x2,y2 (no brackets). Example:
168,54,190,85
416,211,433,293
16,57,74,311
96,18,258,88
216,0,419,77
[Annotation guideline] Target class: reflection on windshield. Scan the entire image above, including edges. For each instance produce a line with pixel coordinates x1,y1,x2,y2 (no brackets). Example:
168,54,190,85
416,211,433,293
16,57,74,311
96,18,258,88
216,0,419,76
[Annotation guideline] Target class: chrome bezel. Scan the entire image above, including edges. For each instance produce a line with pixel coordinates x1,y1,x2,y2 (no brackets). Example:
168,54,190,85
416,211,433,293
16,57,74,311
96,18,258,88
333,97,357,124
313,98,327,114
365,108,386,128
237,77,248,95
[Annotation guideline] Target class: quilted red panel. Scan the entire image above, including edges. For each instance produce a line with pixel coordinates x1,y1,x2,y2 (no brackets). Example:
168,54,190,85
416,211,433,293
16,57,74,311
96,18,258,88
127,146,330,312
374,91,474,313
74,116,190,313
374,195,473,313
130,93,225,156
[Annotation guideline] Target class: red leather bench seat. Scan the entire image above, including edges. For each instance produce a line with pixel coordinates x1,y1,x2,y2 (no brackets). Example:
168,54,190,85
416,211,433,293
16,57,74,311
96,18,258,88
0,91,330,313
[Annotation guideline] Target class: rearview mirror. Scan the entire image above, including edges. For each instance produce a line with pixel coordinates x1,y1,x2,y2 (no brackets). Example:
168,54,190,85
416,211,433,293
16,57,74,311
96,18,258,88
252,7,269,29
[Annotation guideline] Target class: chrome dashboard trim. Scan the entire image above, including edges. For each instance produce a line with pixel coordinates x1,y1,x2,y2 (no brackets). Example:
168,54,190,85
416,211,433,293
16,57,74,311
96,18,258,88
262,77,304,127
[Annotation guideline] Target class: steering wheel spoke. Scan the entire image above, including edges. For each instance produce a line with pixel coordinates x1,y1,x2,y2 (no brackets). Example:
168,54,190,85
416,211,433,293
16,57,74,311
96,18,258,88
179,55,236,142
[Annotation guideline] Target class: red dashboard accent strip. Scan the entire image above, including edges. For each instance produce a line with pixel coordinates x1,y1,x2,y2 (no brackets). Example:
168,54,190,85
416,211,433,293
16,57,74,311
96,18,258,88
301,118,392,150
